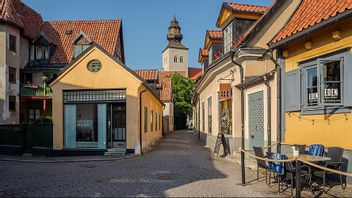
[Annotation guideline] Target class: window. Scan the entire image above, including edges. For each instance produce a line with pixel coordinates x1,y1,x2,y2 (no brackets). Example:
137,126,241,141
223,23,233,54
35,46,50,60
207,97,212,133
9,96,16,111
160,114,162,130
9,67,16,83
8,34,16,52
180,56,183,63
298,50,349,113
208,47,213,65
151,110,154,131
320,60,342,104
74,44,90,58
155,113,158,131
20,73,33,85
76,104,98,147
306,67,318,106
201,102,205,132
144,107,148,132
174,56,177,63
29,109,41,123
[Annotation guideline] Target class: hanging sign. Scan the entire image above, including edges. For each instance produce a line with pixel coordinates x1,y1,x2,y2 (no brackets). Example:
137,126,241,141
219,83,232,100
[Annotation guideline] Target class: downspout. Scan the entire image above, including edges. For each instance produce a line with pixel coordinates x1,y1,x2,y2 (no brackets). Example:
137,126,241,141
139,84,148,155
198,93,201,139
230,50,246,185
264,75,271,153
265,50,282,153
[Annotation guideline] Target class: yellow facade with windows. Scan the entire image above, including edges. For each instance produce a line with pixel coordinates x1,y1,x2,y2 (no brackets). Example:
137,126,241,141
282,18,352,150
50,45,163,154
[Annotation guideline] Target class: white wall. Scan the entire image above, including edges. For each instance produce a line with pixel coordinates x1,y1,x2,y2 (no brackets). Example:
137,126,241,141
162,48,188,76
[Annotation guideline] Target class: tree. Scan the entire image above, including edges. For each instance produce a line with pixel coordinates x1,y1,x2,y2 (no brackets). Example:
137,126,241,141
171,73,195,129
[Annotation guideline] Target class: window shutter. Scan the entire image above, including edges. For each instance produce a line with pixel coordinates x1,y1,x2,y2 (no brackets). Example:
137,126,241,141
344,53,352,107
285,69,301,112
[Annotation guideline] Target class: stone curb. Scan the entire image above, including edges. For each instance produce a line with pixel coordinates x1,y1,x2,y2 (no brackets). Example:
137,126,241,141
0,154,139,163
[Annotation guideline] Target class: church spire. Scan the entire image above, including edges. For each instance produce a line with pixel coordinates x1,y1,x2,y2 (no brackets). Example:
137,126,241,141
166,15,187,49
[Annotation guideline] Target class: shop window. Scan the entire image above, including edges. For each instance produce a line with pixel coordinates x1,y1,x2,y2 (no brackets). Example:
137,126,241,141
207,97,212,133
220,99,232,134
223,23,233,54
287,49,351,114
144,107,148,132
9,96,16,111
9,67,16,84
29,109,41,123
8,34,16,52
76,104,98,147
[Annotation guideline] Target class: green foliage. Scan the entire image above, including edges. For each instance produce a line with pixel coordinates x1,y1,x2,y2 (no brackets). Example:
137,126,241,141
34,116,53,124
171,73,195,116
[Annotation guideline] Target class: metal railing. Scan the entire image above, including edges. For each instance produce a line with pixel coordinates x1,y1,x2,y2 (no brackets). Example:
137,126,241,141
20,86,52,97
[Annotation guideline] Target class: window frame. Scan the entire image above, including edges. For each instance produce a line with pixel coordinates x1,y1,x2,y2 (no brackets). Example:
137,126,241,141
9,67,16,84
300,50,348,115
9,96,16,112
8,34,16,52
207,96,212,133
223,22,233,54
144,107,148,132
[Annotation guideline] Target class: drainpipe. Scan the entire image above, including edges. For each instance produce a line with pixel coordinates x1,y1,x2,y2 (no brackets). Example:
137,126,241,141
230,50,246,185
264,75,271,153
139,84,148,155
198,93,201,139
265,50,282,153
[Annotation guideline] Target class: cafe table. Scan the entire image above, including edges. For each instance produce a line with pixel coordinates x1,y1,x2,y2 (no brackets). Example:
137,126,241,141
285,153,331,197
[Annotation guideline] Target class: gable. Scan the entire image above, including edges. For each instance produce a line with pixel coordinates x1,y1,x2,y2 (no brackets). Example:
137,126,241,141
217,8,234,29
50,45,143,89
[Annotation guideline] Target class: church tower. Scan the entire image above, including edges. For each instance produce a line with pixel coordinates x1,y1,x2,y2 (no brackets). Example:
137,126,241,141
162,16,188,76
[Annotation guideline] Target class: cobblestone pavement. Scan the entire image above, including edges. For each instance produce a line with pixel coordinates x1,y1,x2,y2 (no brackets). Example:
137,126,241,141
0,130,350,197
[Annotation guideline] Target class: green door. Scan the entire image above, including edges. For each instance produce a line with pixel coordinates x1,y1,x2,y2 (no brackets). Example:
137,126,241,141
248,91,264,149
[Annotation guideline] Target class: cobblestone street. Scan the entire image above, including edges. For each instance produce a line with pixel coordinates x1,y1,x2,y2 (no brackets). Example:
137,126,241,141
2,130,351,197
0,130,282,197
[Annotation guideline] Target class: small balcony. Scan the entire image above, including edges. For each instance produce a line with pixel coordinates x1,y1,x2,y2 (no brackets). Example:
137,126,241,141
20,84,52,97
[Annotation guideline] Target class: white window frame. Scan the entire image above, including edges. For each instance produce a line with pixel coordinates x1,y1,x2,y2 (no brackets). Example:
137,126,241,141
223,23,233,54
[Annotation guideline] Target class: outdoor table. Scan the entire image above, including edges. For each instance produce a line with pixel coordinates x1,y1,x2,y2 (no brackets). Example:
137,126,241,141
285,153,331,197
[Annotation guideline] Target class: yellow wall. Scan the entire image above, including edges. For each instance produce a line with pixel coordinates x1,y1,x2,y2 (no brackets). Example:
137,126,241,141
50,46,163,152
141,89,163,151
283,18,352,150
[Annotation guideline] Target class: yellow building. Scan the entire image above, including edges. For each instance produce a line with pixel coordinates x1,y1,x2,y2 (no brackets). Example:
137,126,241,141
49,44,163,155
269,0,352,181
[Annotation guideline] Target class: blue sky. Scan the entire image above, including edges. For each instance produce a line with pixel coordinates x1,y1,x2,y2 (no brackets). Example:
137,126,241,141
23,0,272,70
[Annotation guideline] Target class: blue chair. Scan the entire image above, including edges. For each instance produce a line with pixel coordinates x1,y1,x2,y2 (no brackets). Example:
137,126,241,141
267,152,286,193
308,144,324,156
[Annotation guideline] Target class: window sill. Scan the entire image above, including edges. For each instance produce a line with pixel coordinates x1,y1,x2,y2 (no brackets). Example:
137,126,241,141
301,106,351,115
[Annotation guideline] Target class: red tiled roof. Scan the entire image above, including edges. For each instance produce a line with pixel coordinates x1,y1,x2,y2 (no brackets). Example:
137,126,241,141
208,30,222,39
1,0,43,39
160,78,172,101
159,71,187,78
134,69,159,81
226,2,269,14
200,48,208,56
42,20,121,64
271,0,352,44
188,67,202,81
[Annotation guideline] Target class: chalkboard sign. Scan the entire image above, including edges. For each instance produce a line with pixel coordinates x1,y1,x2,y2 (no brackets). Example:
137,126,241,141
213,133,223,157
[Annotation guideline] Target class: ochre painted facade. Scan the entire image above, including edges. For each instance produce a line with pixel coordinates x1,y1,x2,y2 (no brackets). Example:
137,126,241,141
283,18,352,150
50,46,163,152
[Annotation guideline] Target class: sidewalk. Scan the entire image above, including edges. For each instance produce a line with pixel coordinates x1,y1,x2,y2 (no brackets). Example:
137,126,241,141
0,153,138,163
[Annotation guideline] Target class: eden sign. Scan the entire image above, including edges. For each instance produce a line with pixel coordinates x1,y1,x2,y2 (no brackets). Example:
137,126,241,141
308,88,340,104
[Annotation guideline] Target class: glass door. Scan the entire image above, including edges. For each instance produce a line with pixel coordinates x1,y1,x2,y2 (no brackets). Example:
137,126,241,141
107,103,126,148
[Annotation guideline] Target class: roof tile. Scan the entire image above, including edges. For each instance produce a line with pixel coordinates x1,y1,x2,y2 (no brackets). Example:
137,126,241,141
271,0,352,44
226,2,269,13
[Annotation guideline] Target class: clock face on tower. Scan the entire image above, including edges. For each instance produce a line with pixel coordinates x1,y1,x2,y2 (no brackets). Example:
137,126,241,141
87,59,102,72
